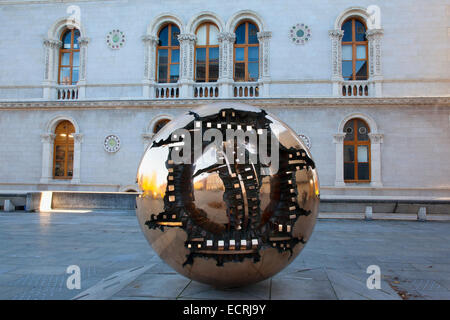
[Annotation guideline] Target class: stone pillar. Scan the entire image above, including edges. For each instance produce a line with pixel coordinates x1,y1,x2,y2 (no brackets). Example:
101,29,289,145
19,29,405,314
142,35,159,98
40,133,56,183
257,31,272,97
333,133,346,187
329,30,344,97
368,133,383,187
77,37,89,99
178,33,196,98
72,133,83,184
217,32,236,98
42,39,61,100
366,29,384,97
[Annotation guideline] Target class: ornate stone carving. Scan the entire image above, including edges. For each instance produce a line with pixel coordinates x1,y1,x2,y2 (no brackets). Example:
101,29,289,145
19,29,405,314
298,134,311,149
72,133,84,143
218,32,235,80
178,33,196,81
333,133,346,144
257,31,272,79
329,30,344,80
368,133,384,144
40,133,56,143
142,35,159,81
366,29,384,78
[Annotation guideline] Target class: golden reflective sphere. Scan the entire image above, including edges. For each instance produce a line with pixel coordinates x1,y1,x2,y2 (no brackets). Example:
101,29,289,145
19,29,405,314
136,103,319,287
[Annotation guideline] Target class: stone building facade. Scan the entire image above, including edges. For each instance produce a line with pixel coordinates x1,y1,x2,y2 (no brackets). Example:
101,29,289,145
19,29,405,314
0,0,449,198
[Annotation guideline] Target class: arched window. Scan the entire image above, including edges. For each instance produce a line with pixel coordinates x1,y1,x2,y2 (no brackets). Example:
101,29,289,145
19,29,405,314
195,23,219,82
343,119,370,182
341,18,368,81
58,28,80,85
156,24,180,83
153,118,171,134
234,21,259,82
53,120,75,179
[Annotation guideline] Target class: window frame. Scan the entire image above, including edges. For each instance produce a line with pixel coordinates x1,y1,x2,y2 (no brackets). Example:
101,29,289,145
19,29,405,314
343,118,371,183
58,29,80,85
341,18,368,81
155,24,180,83
53,120,75,179
233,21,259,82
194,22,220,83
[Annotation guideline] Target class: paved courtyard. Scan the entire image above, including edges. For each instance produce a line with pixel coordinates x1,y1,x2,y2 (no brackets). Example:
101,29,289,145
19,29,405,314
0,210,449,300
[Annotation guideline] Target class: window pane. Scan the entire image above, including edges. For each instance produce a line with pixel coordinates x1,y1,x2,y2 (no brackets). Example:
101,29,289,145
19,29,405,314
158,65,168,83
59,67,71,84
342,45,352,60
355,61,367,79
62,31,72,49
357,145,368,162
235,24,246,44
72,67,79,84
343,120,354,141
342,20,352,42
55,146,65,161
209,63,219,82
248,62,258,81
342,61,353,80
356,45,366,59
209,47,219,61
158,49,168,64
159,26,169,46
54,162,64,177
209,25,219,45
248,46,259,62
196,48,206,63
61,52,71,66
72,51,80,66
235,47,244,61
248,23,258,44
171,49,180,63
196,25,207,45
358,163,369,180
170,64,179,82
171,25,180,46
355,20,366,41
234,62,245,81
73,30,80,49
344,163,355,180
357,120,369,141
344,145,354,162
196,63,206,82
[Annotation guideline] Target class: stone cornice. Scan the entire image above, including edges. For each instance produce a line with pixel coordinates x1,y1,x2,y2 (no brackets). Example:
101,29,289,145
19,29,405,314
0,97,449,110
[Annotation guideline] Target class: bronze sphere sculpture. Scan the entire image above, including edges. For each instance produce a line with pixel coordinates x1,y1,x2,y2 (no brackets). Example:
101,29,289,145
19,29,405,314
136,103,319,287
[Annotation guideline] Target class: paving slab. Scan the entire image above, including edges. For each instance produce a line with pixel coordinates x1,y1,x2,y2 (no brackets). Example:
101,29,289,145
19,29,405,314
0,211,449,300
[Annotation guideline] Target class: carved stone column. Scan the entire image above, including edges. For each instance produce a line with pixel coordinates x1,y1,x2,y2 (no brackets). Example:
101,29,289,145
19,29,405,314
72,133,84,184
40,133,56,184
333,133,346,187
77,37,89,99
217,32,235,98
368,133,384,187
42,39,61,100
178,33,196,98
329,30,344,96
142,35,159,98
257,31,272,97
366,29,384,97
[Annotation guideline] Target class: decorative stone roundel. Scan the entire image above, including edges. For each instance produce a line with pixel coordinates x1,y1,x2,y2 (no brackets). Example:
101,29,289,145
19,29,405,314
289,23,311,45
106,30,126,49
104,135,121,153
298,134,311,149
